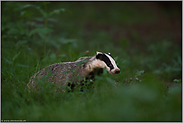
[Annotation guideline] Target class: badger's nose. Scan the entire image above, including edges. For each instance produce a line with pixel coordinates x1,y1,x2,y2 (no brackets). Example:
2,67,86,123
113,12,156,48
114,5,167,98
114,69,120,74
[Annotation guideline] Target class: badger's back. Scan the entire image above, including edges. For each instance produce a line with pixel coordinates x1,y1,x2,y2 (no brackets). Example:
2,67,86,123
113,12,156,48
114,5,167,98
27,56,91,90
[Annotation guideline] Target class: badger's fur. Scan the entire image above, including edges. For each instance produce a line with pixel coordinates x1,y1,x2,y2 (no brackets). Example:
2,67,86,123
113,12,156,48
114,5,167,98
27,51,120,91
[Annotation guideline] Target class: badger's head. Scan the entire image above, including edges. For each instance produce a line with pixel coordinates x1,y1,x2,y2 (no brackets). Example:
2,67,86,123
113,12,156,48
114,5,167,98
89,51,120,74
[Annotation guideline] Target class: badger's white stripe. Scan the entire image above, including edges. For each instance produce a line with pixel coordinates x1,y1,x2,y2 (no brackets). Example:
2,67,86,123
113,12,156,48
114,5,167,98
105,53,118,69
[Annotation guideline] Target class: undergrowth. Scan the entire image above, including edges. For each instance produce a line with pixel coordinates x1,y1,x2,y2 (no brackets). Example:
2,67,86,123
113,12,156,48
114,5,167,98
1,2,182,122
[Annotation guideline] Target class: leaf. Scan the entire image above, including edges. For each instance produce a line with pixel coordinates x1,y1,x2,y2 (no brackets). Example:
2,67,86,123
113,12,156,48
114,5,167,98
16,64,28,68
49,53,56,61
21,4,32,9
44,82,52,88
20,11,26,16
103,68,108,75
15,40,28,47
49,41,60,49
36,6,47,18
58,38,76,44
177,55,182,65
22,4,47,18
3,58,13,65
58,54,66,58
29,27,53,38
47,18,57,22
106,77,116,84
34,17,44,22
7,28,19,35
135,70,145,78
13,52,21,61
49,8,65,16
153,70,163,74
173,79,181,83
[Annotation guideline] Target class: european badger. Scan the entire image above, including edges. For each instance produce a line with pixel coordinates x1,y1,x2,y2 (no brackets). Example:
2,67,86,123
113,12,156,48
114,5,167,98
27,51,120,91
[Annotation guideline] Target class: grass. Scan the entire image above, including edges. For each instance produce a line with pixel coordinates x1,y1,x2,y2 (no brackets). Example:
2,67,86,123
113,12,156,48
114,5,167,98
1,1,182,122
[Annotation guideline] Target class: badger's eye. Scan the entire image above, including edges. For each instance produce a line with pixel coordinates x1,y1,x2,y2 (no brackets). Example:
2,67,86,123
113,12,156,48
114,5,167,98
107,53,111,55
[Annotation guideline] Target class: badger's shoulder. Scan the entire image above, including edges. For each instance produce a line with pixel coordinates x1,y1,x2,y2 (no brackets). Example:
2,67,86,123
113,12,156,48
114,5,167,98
75,56,91,62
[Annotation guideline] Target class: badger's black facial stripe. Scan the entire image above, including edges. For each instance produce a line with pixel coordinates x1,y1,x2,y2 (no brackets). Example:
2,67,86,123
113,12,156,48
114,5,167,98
106,53,114,59
96,53,114,70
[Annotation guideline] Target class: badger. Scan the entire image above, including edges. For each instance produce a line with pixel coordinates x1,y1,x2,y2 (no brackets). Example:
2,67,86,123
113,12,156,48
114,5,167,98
27,51,120,92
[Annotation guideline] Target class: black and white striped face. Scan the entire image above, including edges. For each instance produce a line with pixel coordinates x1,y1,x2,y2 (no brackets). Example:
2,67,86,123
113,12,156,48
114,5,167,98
95,52,120,74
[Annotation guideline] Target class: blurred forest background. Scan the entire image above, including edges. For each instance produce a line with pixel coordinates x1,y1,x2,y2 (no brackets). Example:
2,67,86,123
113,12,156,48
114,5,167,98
1,1,182,122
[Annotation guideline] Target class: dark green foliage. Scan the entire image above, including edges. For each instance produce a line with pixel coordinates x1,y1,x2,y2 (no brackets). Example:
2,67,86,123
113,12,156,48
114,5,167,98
1,1,181,122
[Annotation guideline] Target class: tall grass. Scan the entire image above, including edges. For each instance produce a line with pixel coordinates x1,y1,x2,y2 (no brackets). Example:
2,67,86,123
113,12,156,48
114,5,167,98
1,2,182,122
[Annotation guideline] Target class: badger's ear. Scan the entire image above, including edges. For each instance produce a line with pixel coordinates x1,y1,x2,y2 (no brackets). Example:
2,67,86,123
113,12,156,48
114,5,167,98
96,51,103,55
96,51,103,59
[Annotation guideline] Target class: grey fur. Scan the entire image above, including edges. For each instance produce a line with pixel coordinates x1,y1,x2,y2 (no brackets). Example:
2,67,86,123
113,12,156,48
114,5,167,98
27,56,93,91
27,52,120,91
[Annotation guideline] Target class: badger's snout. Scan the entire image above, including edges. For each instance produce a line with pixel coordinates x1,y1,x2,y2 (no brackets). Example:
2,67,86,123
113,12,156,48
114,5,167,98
110,68,120,74
114,69,120,74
